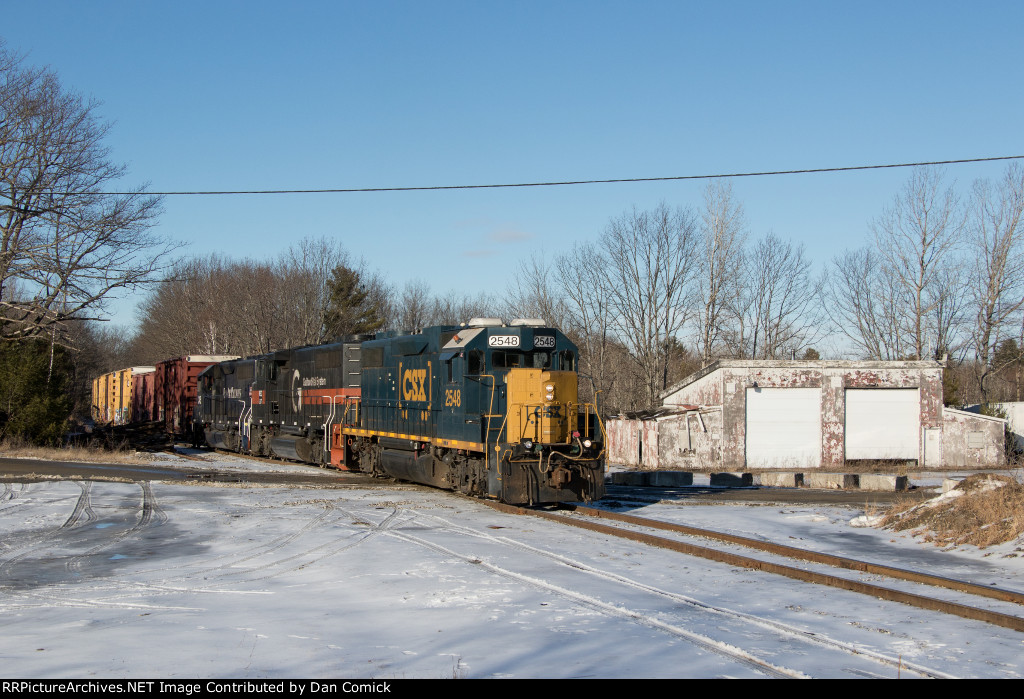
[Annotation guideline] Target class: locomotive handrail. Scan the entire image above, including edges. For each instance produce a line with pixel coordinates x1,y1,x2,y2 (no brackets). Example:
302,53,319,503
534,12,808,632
512,401,581,444
324,394,360,459
505,401,606,464
343,397,359,426
479,373,498,459
237,397,251,450
236,380,255,450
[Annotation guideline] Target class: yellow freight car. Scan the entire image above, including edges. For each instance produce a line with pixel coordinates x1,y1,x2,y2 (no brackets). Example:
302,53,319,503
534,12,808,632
91,367,155,426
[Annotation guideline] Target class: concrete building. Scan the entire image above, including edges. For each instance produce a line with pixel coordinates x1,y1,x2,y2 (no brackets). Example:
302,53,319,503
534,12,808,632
607,359,1006,470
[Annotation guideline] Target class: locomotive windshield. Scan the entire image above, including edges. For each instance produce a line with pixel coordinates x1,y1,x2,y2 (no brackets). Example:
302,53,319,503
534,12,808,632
491,350,549,369
442,347,577,376
489,349,575,371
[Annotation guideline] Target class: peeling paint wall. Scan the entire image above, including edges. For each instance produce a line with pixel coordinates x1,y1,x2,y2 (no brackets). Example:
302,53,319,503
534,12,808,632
605,418,638,467
662,368,722,407
606,410,723,470
941,408,1006,468
659,360,947,469
656,410,723,470
605,417,661,469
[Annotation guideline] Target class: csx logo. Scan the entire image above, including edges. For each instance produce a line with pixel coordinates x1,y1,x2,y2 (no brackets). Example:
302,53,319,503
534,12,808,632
402,369,427,401
532,405,562,418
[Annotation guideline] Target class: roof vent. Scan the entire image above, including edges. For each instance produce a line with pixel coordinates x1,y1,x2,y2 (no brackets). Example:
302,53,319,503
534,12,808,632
467,317,503,327
510,318,545,327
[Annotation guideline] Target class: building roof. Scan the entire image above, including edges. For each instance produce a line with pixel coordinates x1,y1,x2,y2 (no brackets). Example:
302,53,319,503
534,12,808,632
659,358,946,401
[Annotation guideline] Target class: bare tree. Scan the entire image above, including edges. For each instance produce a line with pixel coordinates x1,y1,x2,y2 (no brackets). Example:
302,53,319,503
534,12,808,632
275,237,352,346
0,41,174,344
504,253,569,328
871,167,965,358
601,202,698,407
929,260,970,360
967,164,1024,400
729,232,822,358
696,181,746,363
826,247,906,359
391,278,434,332
225,260,285,355
554,245,617,406
429,289,499,327
133,257,236,360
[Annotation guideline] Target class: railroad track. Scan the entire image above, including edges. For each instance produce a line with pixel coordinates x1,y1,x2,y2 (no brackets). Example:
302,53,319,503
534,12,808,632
480,499,1024,633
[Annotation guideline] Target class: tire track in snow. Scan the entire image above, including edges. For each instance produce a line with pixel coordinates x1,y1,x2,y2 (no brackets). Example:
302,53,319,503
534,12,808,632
40,504,408,609
87,503,407,596
0,482,99,577
0,482,29,510
199,504,408,586
60,481,97,528
120,499,342,581
64,481,167,575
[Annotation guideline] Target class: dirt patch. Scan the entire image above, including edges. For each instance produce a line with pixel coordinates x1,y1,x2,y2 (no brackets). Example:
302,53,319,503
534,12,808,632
881,473,1024,548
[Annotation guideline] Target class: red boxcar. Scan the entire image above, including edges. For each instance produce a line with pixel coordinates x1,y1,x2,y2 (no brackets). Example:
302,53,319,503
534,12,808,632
155,355,238,441
129,366,156,423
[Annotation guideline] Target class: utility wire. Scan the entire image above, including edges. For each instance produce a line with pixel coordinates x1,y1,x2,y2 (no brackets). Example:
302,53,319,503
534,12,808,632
96,154,1024,196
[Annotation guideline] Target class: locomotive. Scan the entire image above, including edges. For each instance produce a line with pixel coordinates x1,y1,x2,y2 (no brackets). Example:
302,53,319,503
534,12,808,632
195,319,606,505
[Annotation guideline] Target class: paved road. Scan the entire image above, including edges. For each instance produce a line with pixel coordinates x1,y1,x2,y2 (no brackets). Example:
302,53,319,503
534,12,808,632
0,455,381,488
0,454,930,506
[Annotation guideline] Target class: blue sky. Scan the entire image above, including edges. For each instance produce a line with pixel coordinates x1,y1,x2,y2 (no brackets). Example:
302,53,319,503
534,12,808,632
4,1,1023,330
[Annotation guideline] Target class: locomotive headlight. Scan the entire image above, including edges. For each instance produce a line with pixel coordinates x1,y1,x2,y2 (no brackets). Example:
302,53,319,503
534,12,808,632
544,383,555,401
583,439,593,448
545,392,555,401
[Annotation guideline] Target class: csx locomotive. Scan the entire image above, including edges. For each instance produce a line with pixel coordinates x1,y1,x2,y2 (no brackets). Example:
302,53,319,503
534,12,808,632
195,319,606,505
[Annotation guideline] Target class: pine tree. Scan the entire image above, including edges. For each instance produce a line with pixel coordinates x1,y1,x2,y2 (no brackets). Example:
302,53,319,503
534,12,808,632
322,265,385,338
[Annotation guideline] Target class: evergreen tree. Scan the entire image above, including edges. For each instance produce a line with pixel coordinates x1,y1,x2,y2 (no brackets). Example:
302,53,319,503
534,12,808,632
322,265,386,338
0,340,73,445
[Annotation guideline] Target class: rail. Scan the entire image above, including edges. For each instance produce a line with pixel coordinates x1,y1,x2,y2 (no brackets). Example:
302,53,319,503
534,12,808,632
479,500,1024,633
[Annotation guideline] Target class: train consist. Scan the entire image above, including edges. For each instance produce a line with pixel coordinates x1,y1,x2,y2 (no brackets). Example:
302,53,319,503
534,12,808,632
194,319,606,505
91,355,238,436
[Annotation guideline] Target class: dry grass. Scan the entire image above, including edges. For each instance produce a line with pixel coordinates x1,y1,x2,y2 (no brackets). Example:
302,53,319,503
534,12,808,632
0,436,154,465
881,473,1024,549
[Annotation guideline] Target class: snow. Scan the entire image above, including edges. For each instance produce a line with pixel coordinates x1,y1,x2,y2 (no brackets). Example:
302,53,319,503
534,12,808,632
2,453,1023,679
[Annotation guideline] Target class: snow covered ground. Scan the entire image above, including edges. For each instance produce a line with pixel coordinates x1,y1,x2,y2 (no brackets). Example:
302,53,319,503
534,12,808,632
1,453,1022,679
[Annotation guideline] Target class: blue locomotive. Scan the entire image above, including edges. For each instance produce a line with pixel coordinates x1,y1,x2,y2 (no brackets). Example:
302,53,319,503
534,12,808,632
195,319,606,505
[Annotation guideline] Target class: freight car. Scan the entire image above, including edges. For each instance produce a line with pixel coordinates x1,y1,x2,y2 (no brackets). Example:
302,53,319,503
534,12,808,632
91,366,153,425
130,367,157,423
155,355,238,442
195,319,605,505
91,356,237,442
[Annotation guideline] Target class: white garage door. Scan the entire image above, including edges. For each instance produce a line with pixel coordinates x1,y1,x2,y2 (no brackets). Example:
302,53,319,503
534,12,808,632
745,388,821,468
845,388,920,460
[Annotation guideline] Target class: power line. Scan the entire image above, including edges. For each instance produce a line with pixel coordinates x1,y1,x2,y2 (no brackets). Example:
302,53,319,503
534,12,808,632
96,154,1024,196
